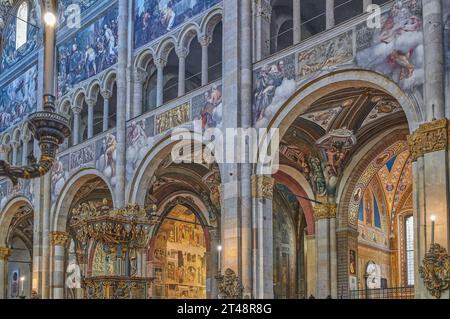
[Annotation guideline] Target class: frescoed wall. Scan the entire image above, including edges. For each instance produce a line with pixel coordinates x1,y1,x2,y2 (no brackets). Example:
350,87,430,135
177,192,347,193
58,0,99,26
356,0,424,92
126,117,154,181
192,84,222,130
0,178,34,210
0,65,37,133
57,5,118,97
0,0,40,71
134,0,221,49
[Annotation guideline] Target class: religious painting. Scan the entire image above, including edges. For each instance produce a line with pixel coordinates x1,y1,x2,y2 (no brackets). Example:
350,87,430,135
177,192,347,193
51,154,70,202
57,5,118,97
126,117,155,181
361,96,402,127
349,249,357,275
192,84,222,130
364,189,373,226
95,133,117,186
301,107,342,131
58,0,99,26
356,0,424,92
70,143,95,170
134,0,221,49
155,102,191,135
10,270,19,298
253,54,296,128
0,1,40,71
0,65,37,133
297,30,353,80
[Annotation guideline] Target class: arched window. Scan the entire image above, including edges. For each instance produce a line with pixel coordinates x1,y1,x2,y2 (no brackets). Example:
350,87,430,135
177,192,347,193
16,1,29,49
404,215,414,286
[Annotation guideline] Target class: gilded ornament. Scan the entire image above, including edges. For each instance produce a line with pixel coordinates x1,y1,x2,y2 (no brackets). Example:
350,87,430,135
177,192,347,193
419,243,450,299
0,247,11,260
313,203,337,220
216,268,243,299
408,119,449,161
50,231,70,246
251,175,274,200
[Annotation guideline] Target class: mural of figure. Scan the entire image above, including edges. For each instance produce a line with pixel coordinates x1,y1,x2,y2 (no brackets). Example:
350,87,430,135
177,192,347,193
309,157,327,197
66,240,81,289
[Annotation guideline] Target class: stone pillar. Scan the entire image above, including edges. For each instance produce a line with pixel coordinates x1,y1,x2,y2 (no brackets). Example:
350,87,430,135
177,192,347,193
305,235,316,297
199,35,211,86
326,0,335,30
11,142,18,165
176,47,189,97
72,107,81,145
132,68,147,118
115,0,129,208
252,176,274,299
86,99,95,139
293,0,301,45
0,144,11,161
155,58,166,107
50,232,69,299
208,228,220,299
254,0,272,60
313,201,337,298
41,174,52,299
21,135,30,165
101,90,111,132
0,247,11,299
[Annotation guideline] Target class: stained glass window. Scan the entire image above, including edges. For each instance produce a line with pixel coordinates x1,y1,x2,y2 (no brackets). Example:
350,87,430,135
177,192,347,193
405,216,414,286
16,1,28,49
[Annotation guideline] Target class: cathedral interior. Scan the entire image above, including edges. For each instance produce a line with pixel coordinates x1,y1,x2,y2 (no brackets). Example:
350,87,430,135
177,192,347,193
0,0,449,300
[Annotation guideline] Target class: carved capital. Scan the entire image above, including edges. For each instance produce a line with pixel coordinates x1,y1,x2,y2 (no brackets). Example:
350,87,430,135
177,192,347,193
0,247,11,260
313,203,337,220
251,175,274,200
175,46,190,59
71,105,82,115
134,67,148,83
101,90,112,100
86,98,96,107
50,231,70,246
0,144,11,155
408,119,449,161
154,58,167,69
199,34,212,47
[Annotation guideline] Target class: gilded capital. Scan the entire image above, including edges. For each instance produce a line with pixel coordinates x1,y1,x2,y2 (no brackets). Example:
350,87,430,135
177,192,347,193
0,247,11,260
408,119,449,161
313,203,337,220
251,175,274,200
49,231,70,246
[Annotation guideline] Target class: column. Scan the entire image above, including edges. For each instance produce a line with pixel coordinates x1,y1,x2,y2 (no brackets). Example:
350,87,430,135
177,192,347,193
132,68,148,118
199,35,211,86
86,99,95,139
293,0,301,45
252,176,274,299
115,0,128,207
50,232,70,299
409,0,448,299
72,106,81,145
101,90,111,132
313,201,337,299
11,142,18,165
155,58,166,107
363,0,372,10
254,0,272,60
0,247,10,299
305,234,317,297
0,145,11,161
208,228,220,299
176,47,189,97
326,0,335,30
21,136,30,165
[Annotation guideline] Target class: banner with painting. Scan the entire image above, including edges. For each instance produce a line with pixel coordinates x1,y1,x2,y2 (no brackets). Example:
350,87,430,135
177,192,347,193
57,5,118,97
134,0,221,49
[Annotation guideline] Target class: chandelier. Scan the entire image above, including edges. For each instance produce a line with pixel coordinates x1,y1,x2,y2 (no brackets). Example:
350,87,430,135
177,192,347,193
0,2,71,185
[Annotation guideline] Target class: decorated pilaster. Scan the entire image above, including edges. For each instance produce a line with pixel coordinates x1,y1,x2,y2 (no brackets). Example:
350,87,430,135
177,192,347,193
50,232,70,299
252,175,274,299
0,247,11,299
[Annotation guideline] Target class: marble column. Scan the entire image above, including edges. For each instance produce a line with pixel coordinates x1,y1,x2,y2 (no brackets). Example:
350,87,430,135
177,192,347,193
326,0,335,30
101,90,111,132
313,202,337,299
132,68,147,118
208,228,220,299
86,99,95,139
50,232,70,299
11,142,18,165
199,35,211,86
155,58,167,107
176,47,189,97
305,234,316,297
254,0,272,60
252,176,274,299
21,135,30,165
0,145,11,161
72,106,81,145
293,0,301,45
0,247,11,299
41,174,52,298
410,0,448,299
115,0,128,208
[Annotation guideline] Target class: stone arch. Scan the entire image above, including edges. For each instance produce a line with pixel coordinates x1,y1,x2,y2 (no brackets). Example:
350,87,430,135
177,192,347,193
85,79,101,103
177,23,200,49
11,128,21,143
58,97,72,115
155,37,177,63
72,88,86,110
101,69,117,93
257,69,423,175
134,48,155,70
0,196,32,245
200,8,223,37
51,168,115,233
